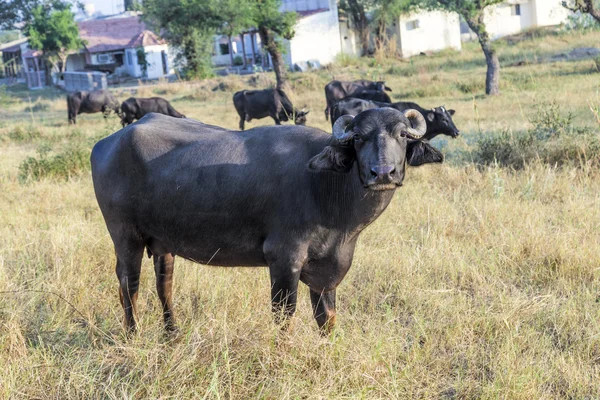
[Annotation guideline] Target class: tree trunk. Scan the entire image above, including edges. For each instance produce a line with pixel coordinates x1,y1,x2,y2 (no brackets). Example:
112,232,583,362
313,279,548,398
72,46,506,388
347,0,370,56
466,16,500,96
240,33,247,68
228,36,234,66
250,31,257,66
258,27,289,91
564,0,600,23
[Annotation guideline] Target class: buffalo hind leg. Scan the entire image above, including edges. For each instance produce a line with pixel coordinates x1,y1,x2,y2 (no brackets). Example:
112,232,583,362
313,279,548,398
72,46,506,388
239,115,245,130
310,289,336,335
114,234,144,334
153,254,176,332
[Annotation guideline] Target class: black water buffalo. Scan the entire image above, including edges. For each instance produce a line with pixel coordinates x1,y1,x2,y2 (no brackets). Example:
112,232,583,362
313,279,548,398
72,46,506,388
91,108,443,334
233,88,308,130
331,98,459,140
324,80,392,120
120,97,185,126
351,90,392,103
67,90,119,124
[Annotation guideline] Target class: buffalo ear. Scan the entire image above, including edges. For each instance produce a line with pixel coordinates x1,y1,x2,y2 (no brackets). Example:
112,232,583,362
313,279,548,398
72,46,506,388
406,141,443,166
448,109,456,116
308,145,355,173
426,112,435,122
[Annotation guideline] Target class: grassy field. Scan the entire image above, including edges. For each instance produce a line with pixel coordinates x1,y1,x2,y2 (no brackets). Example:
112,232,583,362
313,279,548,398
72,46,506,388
1,28,600,399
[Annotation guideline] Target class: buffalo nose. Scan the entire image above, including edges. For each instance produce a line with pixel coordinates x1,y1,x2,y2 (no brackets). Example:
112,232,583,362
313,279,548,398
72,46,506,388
370,165,396,182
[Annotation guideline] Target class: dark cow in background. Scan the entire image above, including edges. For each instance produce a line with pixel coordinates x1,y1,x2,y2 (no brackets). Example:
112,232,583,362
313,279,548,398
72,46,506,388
351,90,392,103
324,80,392,120
331,98,459,140
120,97,185,126
233,88,309,130
91,108,443,334
67,90,119,124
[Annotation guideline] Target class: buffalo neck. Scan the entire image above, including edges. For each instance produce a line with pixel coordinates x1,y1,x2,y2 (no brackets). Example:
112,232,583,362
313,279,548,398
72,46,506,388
308,162,396,239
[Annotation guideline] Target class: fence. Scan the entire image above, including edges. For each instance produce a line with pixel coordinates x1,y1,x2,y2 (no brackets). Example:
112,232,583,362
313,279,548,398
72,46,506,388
64,71,107,92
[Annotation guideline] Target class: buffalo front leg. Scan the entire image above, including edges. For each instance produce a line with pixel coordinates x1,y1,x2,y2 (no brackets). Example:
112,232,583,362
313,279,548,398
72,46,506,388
310,289,337,335
115,237,144,334
154,254,176,332
239,115,245,130
269,267,301,328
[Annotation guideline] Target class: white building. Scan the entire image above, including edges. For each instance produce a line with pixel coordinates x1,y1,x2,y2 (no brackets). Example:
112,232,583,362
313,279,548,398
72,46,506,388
339,9,461,59
483,0,571,39
392,11,462,58
212,0,341,69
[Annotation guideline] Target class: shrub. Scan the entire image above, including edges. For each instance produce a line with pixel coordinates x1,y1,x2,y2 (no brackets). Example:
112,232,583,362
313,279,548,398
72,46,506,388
9,125,42,142
471,102,600,169
19,144,90,182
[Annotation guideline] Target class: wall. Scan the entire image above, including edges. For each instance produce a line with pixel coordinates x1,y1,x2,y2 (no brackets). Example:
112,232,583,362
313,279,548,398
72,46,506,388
143,44,169,79
485,2,527,39
533,0,570,26
396,11,461,58
339,18,361,57
286,0,341,66
66,53,86,71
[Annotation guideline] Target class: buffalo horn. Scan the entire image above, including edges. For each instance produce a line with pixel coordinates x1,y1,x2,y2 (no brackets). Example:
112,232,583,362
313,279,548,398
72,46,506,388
403,109,427,139
332,115,355,142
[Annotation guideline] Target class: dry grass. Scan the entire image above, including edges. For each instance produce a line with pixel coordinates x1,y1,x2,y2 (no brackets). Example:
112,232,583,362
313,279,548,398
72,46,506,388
1,28,600,399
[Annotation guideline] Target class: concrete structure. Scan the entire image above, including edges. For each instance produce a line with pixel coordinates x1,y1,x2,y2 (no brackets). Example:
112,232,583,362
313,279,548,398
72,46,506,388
393,10,462,58
484,0,571,39
212,0,341,70
12,12,175,89
0,38,28,82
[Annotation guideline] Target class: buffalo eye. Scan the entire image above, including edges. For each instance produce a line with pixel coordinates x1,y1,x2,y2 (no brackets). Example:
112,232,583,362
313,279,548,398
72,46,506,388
353,133,362,142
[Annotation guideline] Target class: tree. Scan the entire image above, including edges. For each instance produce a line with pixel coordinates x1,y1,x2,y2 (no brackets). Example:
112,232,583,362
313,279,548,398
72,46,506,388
142,0,222,79
371,0,413,51
421,0,503,95
142,0,297,89
0,0,56,30
339,0,373,55
253,0,297,90
24,2,84,84
562,0,600,23
217,0,255,67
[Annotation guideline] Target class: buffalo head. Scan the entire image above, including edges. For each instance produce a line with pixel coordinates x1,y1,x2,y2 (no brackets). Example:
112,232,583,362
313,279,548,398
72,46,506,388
375,81,392,92
309,108,443,191
294,109,309,126
426,106,459,138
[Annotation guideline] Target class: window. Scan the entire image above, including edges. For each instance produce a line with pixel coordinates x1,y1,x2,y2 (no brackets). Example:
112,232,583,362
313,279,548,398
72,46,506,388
511,4,521,16
406,20,420,31
219,43,230,55
127,51,133,65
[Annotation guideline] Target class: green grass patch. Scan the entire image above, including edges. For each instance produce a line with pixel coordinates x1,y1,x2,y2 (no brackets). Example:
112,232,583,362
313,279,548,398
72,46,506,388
18,144,91,182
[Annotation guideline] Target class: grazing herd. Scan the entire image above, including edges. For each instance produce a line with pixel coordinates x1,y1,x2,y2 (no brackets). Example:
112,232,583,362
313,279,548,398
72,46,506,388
66,91,185,127
88,77,460,335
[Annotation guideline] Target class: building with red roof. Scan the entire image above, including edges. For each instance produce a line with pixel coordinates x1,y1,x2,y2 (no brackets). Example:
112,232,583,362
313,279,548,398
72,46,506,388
16,12,173,89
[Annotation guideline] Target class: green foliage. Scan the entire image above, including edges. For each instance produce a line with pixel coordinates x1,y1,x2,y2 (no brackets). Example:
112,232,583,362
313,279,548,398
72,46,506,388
8,125,41,141
0,0,61,30
136,48,149,77
0,30,21,44
472,102,600,169
23,2,83,76
18,143,90,182
142,0,297,85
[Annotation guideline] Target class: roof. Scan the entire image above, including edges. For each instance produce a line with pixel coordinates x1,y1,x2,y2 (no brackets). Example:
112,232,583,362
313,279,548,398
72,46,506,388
0,37,27,53
22,49,43,58
78,15,165,53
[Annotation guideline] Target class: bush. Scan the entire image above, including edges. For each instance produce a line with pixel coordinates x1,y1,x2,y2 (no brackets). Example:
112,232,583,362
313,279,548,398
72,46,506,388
471,102,600,169
233,55,243,66
9,125,42,142
19,144,91,182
